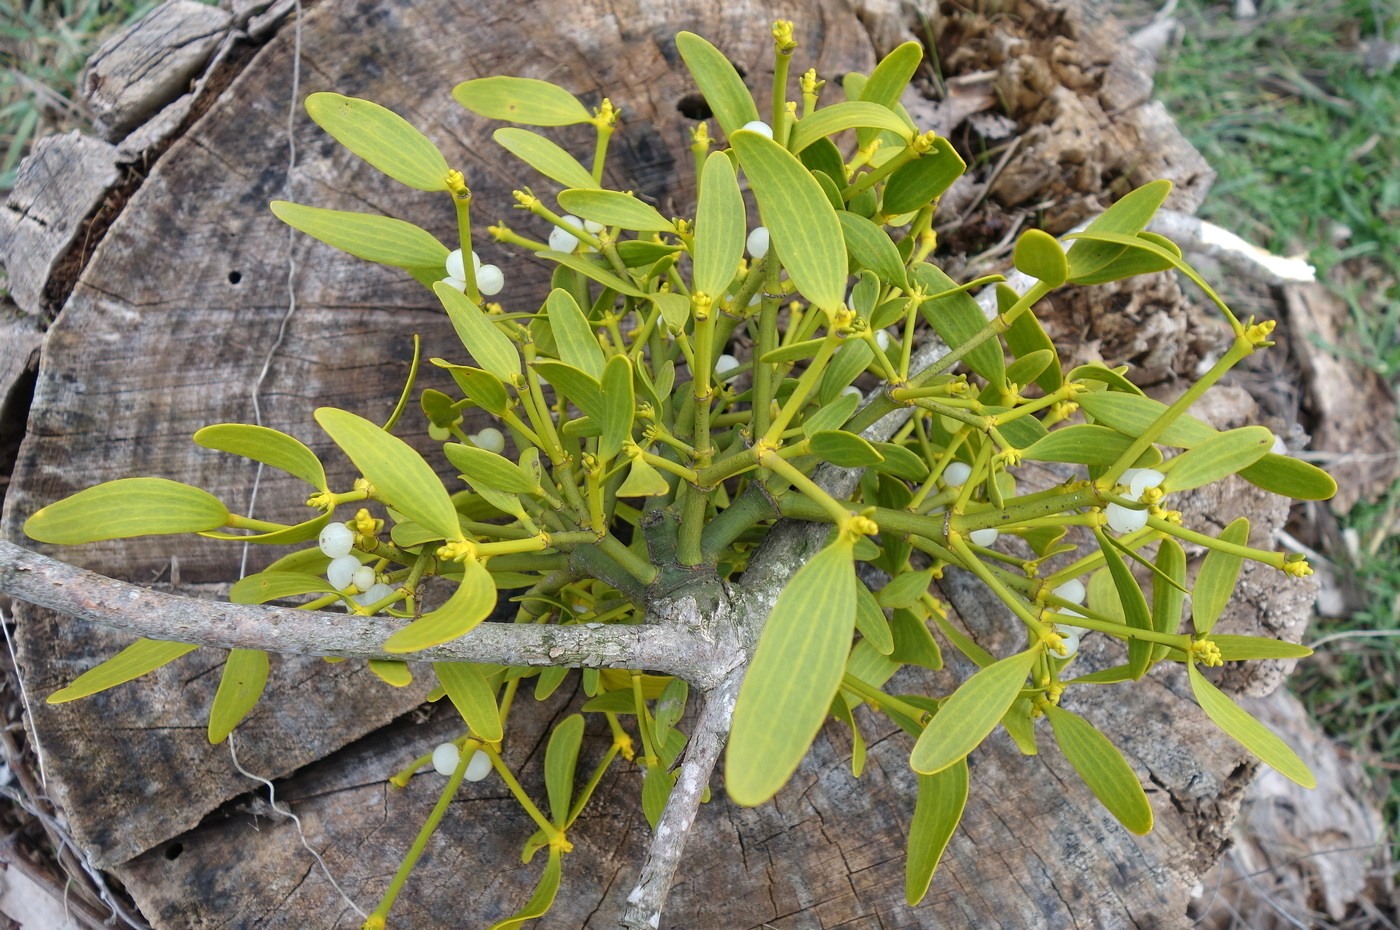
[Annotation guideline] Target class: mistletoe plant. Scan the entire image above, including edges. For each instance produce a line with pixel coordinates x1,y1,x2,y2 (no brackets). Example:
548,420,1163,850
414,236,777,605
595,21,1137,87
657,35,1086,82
12,21,1337,930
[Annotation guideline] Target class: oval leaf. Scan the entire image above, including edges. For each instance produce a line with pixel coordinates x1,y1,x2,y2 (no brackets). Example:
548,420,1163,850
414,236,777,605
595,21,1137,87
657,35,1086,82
304,93,449,191
1192,517,1249,635
730,130,847,311
270,203,450,287
911,262,1005,390
315,407,461,542
809,429,884,467
493,127,598,189
48,639,199,704
24,477,229,545
435,281,522,383
230,570,340,604
545,714,585,825
1022,424,1147,466
434,659,504,742
905,760,968,905
557,189,674,232
1044,705,1153,834
839,212,909,290
194,424,327,491
691,152,746,298
385,558,497,653
1012,228,1067,287
1095,528,1154,679
1161,426,1274,493
910,647,1038,775
1239,453,1337,501
544,288,603,378
1065,180,1171,282
1188,663,1314,788
727,540,857,806
207,649,269,744
675,32,760,137
443,443,538,494
454,76,592,126
1076,391,1218,448
788,100,914,154
600,355,635,463
881,138,965,215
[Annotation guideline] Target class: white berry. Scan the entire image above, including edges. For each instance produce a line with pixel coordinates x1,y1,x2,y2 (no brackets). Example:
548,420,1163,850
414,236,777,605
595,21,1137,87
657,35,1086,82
318,523,354,559
1127,468,1165,500
583,218,605,233
875,330,892,351
549,216,583,253
943,461,972,487
432,743,460,776
356,582,396,609
1106,502,1150,534
1271,433,1288,456
740,119,773,139
477,264,505,296
474,427,505,454
840,385,863,398
428,423,451,441
747,226,770,259
464,749,493,782
351,565,375,592
715,354,740,379
1052,578,1086,606
1057,625,1082,659
326,555,360,591
969,528,999,548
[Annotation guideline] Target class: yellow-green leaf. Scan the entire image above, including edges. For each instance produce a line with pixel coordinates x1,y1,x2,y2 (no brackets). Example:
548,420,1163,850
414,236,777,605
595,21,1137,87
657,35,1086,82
788,100,914,154
207,649,269,744
200,510,334,546
809,429,883,467
433,360,511,416
1161,426,1274,493
304,93,450,191
692,152,746,298
1065,180,1171,282
487,845,563,930
617,456,671,497
557,189,674,232
24,477,230,545
1095,528,1154,679
802,391,861,437
911,262,1005,390
649,292,692,333
1208,634,1313,661
230,571,339,604
642,763,676,829
880,138,964,215
194,424,327,491
727,539,857,806
1188,663,1314,788
1076,391,1218,448
545,288,604,378
385,558,496,653
859,41,922,114
539,249,646,297
877,568,936,610
599,355,635,463
433,659,503,742
435,282,521,383
675,32,760,137
872,442,930,481
493,128,598,189
443,443,538,494
839,211,909,290
1012,228,1067,288
545,714,584,825
905,760,968,905
1044,705,1153,834
1022,424,1150,466
1239,453,1337,501
1193,517,1249,635
368,660,412,687
1152,538,1187,662
910,647,1038,774
47,639,199,704
730,130,847,311
454,76,592,126
889,608,943,671
532,360,602,420
315,407,460,541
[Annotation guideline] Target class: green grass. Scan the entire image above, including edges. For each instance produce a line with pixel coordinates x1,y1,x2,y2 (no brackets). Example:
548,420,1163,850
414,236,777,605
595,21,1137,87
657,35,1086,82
1154,0,1400,820
0,0,162,190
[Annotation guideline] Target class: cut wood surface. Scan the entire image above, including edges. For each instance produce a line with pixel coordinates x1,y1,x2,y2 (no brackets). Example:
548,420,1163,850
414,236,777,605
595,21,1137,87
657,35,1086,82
0,0,1336,926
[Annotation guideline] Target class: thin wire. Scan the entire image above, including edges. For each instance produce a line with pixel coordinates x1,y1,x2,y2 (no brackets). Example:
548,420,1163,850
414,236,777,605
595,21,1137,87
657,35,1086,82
226,734,368,919
239,0,305,582
0,602,47,789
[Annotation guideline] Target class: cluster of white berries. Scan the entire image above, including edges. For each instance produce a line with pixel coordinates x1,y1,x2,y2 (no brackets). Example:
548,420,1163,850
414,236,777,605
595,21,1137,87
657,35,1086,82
549,215,605,253
442,249,504,297
318,522,394,610
1050,578,1088,659
1105,467,1164,535
939,462,998,547
431,741,493,781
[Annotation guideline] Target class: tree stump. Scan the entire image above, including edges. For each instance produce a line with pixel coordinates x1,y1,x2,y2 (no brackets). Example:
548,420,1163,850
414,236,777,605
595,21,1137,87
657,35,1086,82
0,0,1338,926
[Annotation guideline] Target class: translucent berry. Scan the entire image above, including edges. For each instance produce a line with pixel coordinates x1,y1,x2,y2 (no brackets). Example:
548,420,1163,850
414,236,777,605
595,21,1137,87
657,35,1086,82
318,523,354,559
464,749,493,782
428,423,451,441
875,330,892,351
969,528,999,547
1106,502,1149,534
477,264,505,296
431,742,460,776
1270,433,1288,456
1127,468,1165,500
746,226,770,259
740,119,773,139
583,218,605,233
714,354,740,379
356,582,395,609
840,385,863,398
943,461,972,487
1051,578,1086,606
351,565,375,592
327,554,360,590
474,427,505,454
1057,625,1082,659
441,276,468,293
549,216,583,253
